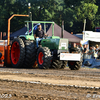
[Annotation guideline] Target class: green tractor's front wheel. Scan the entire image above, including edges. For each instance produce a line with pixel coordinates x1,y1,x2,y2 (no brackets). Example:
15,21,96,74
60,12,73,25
37,47,52,69
50,60,67,69
60,61,67,69
51,60,62,69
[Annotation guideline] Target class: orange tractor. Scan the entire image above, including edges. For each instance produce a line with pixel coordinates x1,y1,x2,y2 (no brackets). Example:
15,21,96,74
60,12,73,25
0,14,30,67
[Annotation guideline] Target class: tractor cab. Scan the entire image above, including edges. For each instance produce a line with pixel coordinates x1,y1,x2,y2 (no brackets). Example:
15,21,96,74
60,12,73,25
19,21,56,41
19,21,61,49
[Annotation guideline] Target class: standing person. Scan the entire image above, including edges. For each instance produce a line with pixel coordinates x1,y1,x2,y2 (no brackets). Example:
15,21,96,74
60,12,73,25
83,44,86,59
73,43,80,51
88,46,94,58
69,43,77,53
34,24,47,48
83,44,89,54
94,45,99,59
92,46,96,52
68,42,71,49
95,44,99,54
86,44,89,53
80,43,83,52
93,46,98,59
73,43,77,48
76,45,80,50
83,44,87,53
83,44,89,59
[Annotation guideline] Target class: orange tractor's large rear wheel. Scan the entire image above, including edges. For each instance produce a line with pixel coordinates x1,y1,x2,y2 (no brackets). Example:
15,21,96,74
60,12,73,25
11,38,25,68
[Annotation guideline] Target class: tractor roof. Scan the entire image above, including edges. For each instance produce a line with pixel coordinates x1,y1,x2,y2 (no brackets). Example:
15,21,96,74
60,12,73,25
25,21,54,24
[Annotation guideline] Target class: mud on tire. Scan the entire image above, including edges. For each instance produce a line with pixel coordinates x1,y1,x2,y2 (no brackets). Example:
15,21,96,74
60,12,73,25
68,48,83,70
68,61,81,70
37,47,52,69
11,38,25,68
23,40,36,68
60,61,67,69
51,60,62,69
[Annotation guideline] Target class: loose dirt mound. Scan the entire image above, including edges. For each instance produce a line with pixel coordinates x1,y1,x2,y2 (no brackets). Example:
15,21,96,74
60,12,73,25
0,68,99,100
0,80,100,100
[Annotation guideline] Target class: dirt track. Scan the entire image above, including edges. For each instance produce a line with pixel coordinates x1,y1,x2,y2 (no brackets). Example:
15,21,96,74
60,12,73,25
0,67,100,100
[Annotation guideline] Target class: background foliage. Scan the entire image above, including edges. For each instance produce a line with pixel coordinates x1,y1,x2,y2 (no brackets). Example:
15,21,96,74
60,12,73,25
0,0,100,33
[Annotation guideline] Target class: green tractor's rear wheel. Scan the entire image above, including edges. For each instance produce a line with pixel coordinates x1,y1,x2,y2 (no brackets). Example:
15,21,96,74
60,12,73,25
68,61,81,70
37,47,52,69
11,38,25,68
22,40,36,68
68,47,82,70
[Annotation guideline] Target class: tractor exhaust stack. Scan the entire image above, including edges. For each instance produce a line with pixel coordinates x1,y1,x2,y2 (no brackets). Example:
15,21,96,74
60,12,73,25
61,21,64,38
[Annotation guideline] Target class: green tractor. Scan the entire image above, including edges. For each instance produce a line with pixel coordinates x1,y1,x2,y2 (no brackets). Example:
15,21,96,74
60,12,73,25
10,21,82,70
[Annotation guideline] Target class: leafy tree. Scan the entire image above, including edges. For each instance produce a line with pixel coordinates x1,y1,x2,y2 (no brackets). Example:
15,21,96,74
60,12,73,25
0,0,100,34
64,0,98,33
75,1,98,30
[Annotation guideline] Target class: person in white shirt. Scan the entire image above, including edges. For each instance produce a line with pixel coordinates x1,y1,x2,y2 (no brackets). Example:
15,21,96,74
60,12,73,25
95,44,99,54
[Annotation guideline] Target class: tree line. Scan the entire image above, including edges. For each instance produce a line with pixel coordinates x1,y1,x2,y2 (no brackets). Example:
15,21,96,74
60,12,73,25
0,0,100,34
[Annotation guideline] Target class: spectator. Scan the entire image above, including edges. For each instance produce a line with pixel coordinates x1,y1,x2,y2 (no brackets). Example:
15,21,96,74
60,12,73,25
93,46,96,50
97,49,100,59
83,44,88,59
88,46,94,58
68,42,72,49
73,43,77,48
79,44,83,52
76,45,80,51
95,44,99,54
93,46,98,59
83,44,87,53
69,43,78,53
73,43,80,52
86,44,89,52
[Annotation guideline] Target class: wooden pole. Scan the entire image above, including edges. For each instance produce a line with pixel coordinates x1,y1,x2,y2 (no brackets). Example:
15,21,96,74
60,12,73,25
61,21,64,38
83,19,86,40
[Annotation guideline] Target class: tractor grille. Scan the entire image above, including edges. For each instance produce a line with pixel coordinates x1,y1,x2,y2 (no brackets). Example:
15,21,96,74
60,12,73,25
59,39,68,50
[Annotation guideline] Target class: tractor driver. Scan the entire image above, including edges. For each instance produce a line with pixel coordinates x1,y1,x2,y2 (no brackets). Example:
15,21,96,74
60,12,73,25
34,24,47,48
